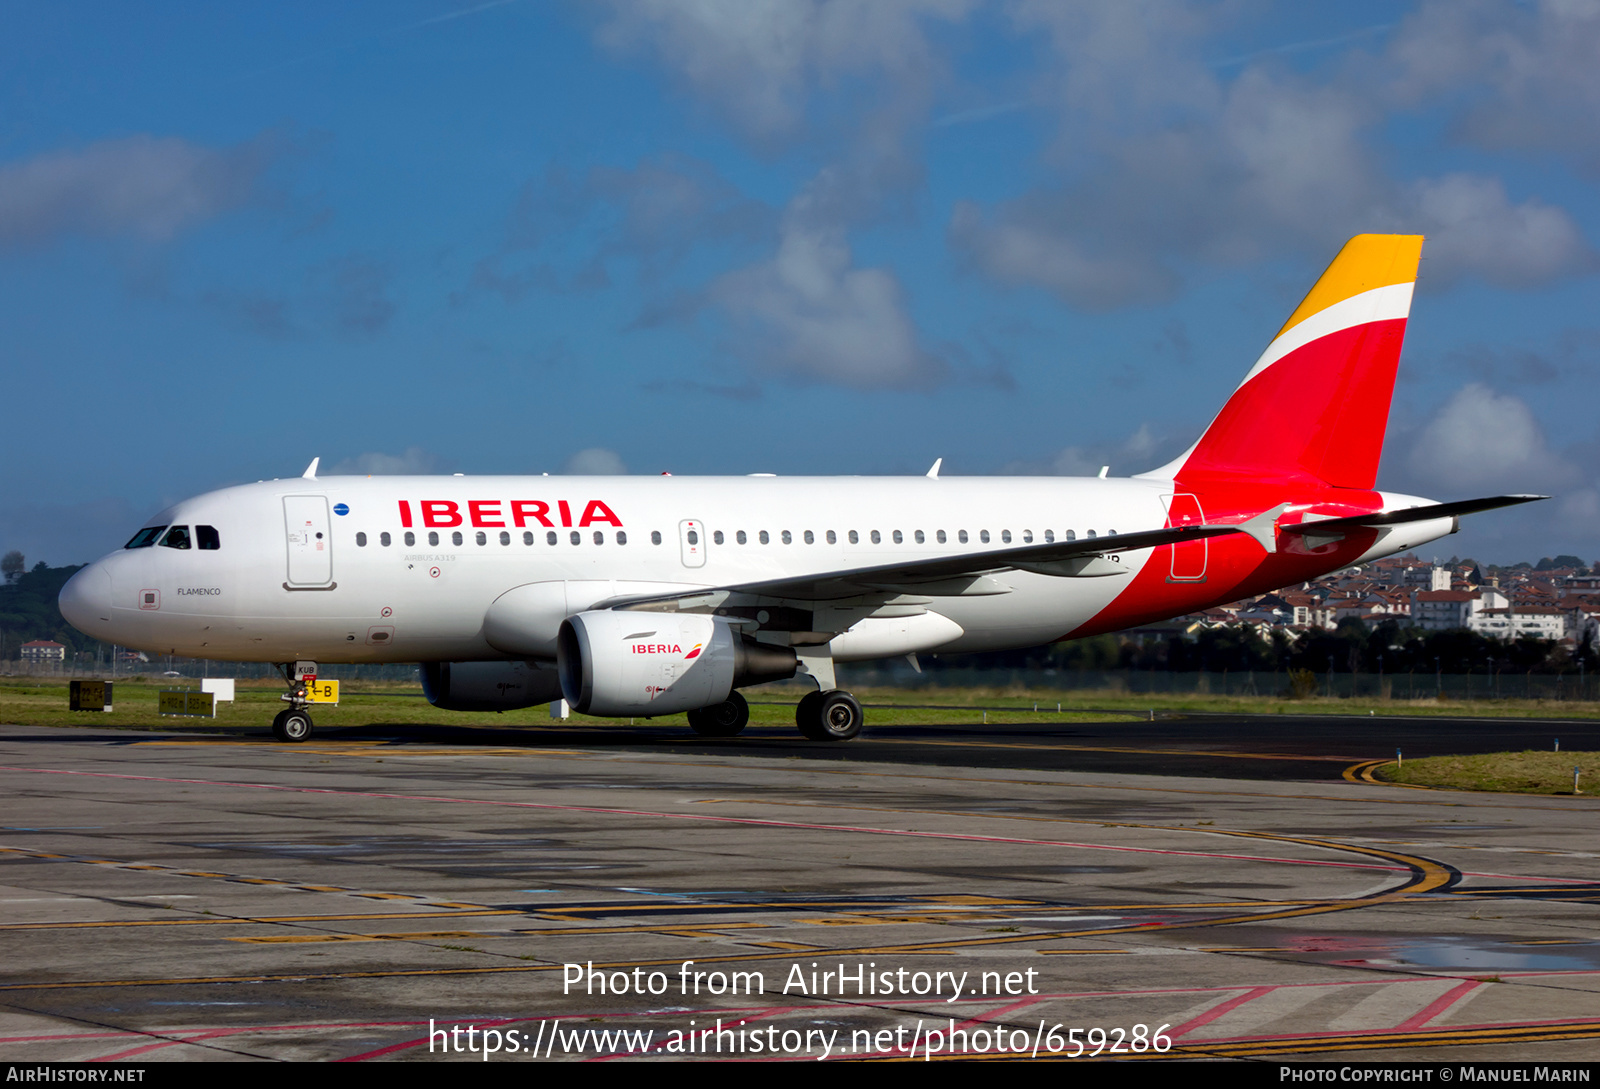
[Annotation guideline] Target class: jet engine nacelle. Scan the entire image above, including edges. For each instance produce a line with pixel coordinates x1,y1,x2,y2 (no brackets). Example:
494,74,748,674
557,610,796,716
421,660,564,712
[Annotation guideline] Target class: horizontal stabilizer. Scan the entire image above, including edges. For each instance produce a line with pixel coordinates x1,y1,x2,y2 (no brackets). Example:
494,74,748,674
1278,494,1547,536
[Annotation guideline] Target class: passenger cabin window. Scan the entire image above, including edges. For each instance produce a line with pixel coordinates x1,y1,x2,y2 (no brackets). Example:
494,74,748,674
871,530,881,544
1001,530,1012,544
405,531,416,546
356,532,368,547
593,531,604,545
1044,530,1054,543
780,530,791,544
958,530,968,543
651,531,662,545
826,530,836,544
548,531,559,545
980,530,990,543
475,531,487,546
452,531,464,546
713,530,724,545
570,531,581,545
736,530,747,545
936,530,946,544
428,531,439,546
848,530,859,544
197,525,220,550
914,530,925,544
804,530,814,544
159,525,191,550
759,531,770,544
1022,530,1033,544
499,531,510,546
523,531,535,545
124,526,167,549
380,532,392,547
617,531,627,545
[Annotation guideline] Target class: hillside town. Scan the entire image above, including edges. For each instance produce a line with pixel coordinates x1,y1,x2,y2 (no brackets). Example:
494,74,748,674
1173,552,1598,652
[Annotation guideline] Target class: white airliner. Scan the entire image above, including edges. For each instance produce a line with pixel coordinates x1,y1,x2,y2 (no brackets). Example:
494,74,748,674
60,235,1538,742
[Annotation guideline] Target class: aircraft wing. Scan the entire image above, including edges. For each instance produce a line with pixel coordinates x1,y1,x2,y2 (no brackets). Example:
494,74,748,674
605,494,1546,614
613,520,1252,609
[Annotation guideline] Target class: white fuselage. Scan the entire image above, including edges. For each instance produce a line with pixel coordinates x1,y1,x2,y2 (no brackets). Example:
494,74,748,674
61,474,1183,662
59,473,1452,667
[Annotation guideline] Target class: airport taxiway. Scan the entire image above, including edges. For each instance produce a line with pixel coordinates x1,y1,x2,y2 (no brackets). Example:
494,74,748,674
1,715,1598,1062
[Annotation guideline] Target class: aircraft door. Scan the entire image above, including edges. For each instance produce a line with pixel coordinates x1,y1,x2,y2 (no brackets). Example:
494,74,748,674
284,496,333,586
678,519,706,568
1161,493,1207,581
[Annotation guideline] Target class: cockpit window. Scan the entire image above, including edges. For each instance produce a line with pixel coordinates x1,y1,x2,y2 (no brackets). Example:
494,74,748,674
159,525,191,550
196,525,220,550
124,526,167,549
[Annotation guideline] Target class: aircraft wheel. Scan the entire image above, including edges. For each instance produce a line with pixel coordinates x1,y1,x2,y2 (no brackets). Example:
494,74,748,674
798,690,862,742
794,690,825,739
687,691,749,737
272,709,314,743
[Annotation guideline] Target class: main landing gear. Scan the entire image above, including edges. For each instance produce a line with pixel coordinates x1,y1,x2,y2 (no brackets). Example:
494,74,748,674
686,691,750,737
270,660,317,743
795,689,863,742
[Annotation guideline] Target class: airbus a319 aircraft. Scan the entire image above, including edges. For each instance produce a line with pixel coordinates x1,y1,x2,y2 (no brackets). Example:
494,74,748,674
60,235,1539,743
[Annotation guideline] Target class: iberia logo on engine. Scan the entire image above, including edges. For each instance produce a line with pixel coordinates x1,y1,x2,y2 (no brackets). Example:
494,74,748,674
630,643,703,659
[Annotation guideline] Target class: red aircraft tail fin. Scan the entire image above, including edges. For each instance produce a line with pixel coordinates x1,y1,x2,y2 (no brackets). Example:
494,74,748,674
1145,234,1424,489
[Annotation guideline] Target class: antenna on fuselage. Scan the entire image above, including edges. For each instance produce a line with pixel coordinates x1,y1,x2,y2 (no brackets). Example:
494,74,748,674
926,458,942,479
302,457,320,480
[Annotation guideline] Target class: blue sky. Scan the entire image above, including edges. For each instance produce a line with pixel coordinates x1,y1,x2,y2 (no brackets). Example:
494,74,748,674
4,1,1598,566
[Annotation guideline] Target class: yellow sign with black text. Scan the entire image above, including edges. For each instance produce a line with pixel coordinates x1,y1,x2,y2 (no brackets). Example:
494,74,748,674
306,679,340,705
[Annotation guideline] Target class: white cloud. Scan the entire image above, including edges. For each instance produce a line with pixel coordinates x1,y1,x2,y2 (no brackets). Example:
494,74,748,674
1003,423,1179,477
947,4,1598,308
329,447,443,475
563,448,628,475
0,134,277,247
1406,384,1581,494
593,0,973,140
712,203,943,388
1412,174,1596,288
1387,0,1600,169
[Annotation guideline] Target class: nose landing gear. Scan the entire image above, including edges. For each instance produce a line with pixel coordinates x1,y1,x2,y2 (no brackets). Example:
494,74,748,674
272,708,314,742
270,660,317,742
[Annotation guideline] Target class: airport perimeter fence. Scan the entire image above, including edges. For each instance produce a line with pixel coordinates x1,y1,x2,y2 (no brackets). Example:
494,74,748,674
5,658,1597,703
837,665,1600,703
1,659,423,685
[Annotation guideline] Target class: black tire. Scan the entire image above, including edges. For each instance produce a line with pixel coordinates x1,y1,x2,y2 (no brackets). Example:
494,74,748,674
816,691,862,741
687,691,749,737
797,689,862,741
795,690,825,740
276,709,313,743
